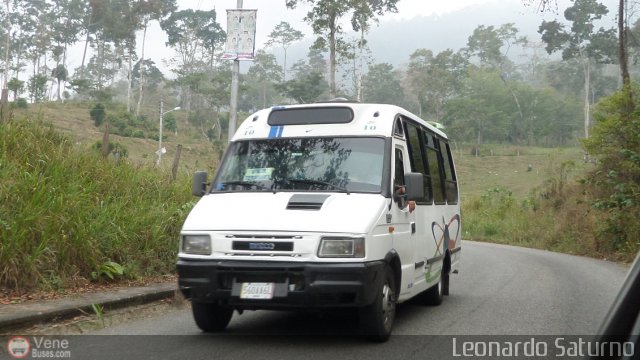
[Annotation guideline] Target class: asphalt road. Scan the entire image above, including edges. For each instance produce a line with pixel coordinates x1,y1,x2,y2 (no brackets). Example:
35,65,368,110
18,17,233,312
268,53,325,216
67,241,630,359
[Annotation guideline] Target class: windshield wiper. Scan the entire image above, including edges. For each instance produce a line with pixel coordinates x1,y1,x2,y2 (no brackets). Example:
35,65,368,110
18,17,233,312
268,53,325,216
286,178,350,194
219,180,266,190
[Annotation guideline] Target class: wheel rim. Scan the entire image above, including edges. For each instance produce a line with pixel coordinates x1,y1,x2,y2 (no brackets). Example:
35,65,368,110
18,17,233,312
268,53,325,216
381,281,395,329
438,279,442,296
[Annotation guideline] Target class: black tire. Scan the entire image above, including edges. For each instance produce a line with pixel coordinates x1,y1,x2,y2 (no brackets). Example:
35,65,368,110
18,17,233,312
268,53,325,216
359,266,397,342
191,301,233,332
422,272,444,306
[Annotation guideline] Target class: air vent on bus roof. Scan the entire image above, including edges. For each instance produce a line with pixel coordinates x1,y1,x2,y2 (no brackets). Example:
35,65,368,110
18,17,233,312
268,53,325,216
286,194,330,211
268,107,353,126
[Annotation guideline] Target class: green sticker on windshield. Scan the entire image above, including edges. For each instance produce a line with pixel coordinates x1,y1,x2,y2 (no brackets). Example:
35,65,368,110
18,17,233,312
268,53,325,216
243,168,274,181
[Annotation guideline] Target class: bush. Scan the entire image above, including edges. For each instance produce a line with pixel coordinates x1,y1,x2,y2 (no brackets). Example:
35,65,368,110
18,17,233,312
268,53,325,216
89,103,106,127
582,86,640,257
0,119,193,290
14,98,28,109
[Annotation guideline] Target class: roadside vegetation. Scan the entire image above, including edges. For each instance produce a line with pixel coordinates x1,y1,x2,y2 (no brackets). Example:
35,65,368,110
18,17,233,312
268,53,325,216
0,116,194,291
461,86,640,263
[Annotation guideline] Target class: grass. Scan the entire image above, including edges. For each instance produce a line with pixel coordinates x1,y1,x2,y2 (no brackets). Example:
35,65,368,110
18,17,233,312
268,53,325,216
455,146,636,262
15,101,223,177
0,116,195,291
453,144,590,199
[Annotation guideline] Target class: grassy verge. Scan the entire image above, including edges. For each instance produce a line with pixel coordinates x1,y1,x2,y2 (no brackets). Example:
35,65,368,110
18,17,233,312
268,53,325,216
461,159,637,262
0,118,195,291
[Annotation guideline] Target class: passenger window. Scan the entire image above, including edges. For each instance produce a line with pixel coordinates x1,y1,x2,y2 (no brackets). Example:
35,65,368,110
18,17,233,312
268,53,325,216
424,133,445,205
405,123,431,203
440,141,458,204
393,149,406,208
406,124,425,174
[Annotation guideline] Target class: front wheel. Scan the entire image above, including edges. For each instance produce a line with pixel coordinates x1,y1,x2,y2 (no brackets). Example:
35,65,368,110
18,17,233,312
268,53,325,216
191,301,233,332
359,266,396,342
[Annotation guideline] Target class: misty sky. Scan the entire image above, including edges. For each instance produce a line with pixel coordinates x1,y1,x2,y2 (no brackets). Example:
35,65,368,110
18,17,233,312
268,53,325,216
66,0,620,76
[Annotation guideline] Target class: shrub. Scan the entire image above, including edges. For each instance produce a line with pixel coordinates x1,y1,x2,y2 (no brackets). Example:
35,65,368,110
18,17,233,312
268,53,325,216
582,86,640,257
14,98,28,109
89,103,106,127
0,119,193,290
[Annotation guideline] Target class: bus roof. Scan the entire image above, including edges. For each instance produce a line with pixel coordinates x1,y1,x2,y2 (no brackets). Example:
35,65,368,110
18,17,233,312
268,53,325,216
232,102,448,142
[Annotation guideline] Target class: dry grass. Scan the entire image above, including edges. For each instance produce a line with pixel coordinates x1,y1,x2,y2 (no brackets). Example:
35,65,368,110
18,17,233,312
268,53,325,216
15,102,222,177
453,145,591,199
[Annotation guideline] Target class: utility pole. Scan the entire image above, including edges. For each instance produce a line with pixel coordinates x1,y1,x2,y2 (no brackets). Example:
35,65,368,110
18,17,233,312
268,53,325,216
228,0,242,144
157,98,164,166
157,97,180,166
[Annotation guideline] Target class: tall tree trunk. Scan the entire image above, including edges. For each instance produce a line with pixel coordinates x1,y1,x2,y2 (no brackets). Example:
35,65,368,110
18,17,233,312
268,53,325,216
262,82,267,108
62,45,68,102
356,28,365,102
81,32,90,77
583,59,590,139
136,22,148,116
329,13,337,99
619,0,630,88
283,47,288,81
3,0,10,90
127,52,132,112
55,54,61,101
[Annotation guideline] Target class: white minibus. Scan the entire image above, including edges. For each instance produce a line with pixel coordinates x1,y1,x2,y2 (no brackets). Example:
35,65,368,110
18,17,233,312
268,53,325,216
177,101,461,341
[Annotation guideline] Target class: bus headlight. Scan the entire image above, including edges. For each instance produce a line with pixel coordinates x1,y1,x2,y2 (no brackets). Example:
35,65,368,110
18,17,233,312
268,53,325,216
318,237,365,258
182,235,211,255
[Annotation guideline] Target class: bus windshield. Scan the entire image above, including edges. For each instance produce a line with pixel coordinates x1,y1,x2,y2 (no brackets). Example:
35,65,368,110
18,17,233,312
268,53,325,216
213,137,385,193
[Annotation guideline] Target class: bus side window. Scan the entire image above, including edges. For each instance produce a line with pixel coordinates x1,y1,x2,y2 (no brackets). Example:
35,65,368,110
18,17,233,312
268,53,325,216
440,140,458,204
393,148,406,208
404,122,431,203
424,133,446,205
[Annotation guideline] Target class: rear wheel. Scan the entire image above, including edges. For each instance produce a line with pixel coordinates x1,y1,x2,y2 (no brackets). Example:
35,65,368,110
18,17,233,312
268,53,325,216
422,271,444,306
359,266,396,342
191,301,233,332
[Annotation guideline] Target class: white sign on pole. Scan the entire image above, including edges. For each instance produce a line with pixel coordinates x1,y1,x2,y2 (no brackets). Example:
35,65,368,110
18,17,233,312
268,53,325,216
222,9,257,61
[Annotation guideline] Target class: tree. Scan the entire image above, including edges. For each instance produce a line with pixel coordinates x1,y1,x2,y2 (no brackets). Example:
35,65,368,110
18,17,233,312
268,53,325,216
285,0,399,98
276,55,329,104
266,21,304,81
90,103,106,127
28,73,48,103
133,59,164,93
7,78,24,100
539,0,617,139
465,23,525,71
407,49,468,121
244,50,283,110
161,9,226,111
50,0,86,99
133,0,177,115
444,70,512,149
361,63,404,105
51,64,68,101
163,112,177,135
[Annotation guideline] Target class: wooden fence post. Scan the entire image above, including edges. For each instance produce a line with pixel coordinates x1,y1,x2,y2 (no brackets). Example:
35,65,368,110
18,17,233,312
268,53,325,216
171,144,182,181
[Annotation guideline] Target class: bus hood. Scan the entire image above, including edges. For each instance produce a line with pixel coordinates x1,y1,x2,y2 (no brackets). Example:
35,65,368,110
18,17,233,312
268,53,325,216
182,192,388,234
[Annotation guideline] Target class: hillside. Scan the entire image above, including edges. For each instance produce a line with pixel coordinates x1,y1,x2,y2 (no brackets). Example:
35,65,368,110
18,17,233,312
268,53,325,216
16,102,224,177
16,102,590,200
0,116,194,291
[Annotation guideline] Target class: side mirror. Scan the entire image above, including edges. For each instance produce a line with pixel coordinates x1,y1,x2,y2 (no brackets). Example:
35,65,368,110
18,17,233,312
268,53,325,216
192,171,209,197
404,172,424,201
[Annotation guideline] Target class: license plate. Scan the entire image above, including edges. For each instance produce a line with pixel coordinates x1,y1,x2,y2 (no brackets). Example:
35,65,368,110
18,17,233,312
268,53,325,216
240,282,274,299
